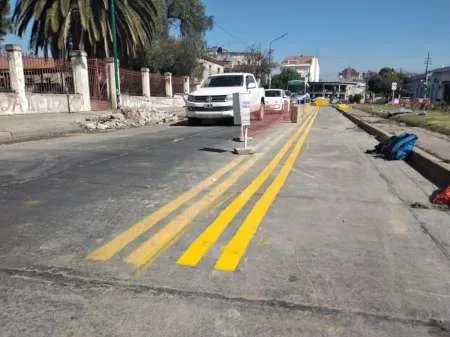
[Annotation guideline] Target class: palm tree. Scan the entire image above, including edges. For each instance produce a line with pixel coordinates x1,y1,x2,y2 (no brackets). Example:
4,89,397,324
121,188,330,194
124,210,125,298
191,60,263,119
12,0,157,58
0,0,10,42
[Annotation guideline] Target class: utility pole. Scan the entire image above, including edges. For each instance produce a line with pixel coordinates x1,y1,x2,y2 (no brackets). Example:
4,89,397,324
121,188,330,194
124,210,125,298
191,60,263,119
424,51,432,99
268,33,288,89
110,0,121,108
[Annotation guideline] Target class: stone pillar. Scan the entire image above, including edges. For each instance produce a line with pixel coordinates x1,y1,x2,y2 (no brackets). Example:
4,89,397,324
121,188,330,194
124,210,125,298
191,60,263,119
6,44,28,112
164,72,173,97
70,50,91,111
182,76,190,94
105,58,118,109
141,68,151,97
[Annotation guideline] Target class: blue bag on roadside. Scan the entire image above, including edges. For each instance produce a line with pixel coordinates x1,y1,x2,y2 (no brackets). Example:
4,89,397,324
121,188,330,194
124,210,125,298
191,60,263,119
366,132,418,160
385,132,418,160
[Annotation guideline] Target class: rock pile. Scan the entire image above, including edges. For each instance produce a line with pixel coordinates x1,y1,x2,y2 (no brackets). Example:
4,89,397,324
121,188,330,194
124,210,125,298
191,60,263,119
79,107,183,131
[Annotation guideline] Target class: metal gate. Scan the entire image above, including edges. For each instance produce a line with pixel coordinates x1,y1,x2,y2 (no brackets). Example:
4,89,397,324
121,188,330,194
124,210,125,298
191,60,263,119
88,59,111,111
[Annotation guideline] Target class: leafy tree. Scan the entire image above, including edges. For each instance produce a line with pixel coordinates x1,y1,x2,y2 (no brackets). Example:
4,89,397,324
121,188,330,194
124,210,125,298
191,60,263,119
12,0,157,58
271,68,301,89
130,37,205,77
165,0,213,38
0,0,10,42
353,94,363,103
227,45,270,82
367,67,409,97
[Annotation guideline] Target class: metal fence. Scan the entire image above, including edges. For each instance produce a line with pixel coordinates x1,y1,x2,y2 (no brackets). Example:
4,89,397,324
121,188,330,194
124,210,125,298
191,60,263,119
150,73,166,97
23,57,74,94
120,69,142,96
172,76,184,94
0,70,11,91
88,59,111,111
0,56,10,91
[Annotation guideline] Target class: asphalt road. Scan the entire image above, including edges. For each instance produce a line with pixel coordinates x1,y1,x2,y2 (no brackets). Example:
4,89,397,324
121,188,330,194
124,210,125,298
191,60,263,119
1,108,449,337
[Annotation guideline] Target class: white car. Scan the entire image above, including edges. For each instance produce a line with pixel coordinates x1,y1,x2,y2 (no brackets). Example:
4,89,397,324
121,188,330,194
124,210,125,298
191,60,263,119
264,89,290,113
186,73,265,125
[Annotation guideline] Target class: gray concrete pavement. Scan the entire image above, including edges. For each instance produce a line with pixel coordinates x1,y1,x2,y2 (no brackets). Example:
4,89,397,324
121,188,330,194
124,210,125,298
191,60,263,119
0,108,449,336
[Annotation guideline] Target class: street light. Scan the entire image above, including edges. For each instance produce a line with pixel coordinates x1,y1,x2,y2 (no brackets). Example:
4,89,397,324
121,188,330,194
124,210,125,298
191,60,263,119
110,0,121,108
268,33,288,89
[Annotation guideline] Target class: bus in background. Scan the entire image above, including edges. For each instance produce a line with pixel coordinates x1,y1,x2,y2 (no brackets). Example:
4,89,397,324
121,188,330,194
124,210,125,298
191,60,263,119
287,80,310,104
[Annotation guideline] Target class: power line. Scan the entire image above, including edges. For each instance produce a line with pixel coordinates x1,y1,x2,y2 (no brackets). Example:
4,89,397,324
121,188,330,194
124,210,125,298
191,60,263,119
214,23,249,47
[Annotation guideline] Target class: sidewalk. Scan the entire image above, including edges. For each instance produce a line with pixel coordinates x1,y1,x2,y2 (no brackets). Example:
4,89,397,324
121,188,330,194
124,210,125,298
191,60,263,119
351,109,450,163
0,112,104,144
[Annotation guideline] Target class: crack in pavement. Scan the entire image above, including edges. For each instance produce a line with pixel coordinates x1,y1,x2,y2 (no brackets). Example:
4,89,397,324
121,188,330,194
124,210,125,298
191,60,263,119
0,265,449,333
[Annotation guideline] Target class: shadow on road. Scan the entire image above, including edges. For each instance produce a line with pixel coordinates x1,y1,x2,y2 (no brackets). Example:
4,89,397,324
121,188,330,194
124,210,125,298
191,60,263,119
199,147,229,153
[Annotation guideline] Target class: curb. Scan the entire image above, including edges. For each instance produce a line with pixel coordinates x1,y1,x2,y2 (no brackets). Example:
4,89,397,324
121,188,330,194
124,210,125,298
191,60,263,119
0,129,85,146
339,109,450,188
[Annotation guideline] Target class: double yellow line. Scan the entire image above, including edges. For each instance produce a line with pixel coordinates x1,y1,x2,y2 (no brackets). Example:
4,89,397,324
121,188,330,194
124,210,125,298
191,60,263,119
179,110,318,271
87,108,318,270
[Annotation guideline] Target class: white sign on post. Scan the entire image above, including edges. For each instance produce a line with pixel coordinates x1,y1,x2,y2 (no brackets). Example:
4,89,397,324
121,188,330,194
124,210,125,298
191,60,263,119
392,82,398,91
233,92,251,126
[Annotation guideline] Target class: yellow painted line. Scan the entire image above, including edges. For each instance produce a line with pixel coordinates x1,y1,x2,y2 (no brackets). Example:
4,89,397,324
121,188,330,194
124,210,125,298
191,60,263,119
177,112,316,267
87,157,246,261
215,112,318,271
125,155,261,267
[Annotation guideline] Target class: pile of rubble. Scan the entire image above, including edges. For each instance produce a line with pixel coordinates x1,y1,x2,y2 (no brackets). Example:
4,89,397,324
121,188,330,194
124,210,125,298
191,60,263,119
79,107,183,131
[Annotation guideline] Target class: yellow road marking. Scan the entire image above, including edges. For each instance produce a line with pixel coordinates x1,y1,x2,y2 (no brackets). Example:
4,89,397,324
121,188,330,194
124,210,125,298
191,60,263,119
215,111,318,271
87,157,246,261
177,112,316,267
125,155,260,267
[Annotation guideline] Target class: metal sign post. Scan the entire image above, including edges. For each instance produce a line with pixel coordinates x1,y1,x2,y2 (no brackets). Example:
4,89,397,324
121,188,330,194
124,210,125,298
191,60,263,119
233,93,254,155
391,82,397,104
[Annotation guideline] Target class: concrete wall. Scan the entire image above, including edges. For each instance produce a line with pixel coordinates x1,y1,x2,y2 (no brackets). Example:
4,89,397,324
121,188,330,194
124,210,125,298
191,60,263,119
121,95,152,111
0,92,85,115
121,94,186,111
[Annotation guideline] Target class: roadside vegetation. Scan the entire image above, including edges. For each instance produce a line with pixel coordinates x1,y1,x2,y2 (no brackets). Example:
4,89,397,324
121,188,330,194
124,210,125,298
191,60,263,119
0,0,9,44
354,104,450,136
10,0,212,77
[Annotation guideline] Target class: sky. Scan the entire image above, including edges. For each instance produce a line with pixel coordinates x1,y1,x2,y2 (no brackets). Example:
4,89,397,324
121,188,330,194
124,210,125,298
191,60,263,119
5,0,450,80
203,0,450,79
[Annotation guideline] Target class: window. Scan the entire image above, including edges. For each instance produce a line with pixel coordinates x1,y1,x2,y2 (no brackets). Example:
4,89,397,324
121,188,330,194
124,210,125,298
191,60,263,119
217,67,221,74
246,75,255,87
202,75,244,87
265,90,282,97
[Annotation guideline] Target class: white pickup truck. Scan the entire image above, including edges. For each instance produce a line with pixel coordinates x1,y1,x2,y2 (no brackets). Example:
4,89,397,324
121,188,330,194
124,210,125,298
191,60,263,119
186,73,265,125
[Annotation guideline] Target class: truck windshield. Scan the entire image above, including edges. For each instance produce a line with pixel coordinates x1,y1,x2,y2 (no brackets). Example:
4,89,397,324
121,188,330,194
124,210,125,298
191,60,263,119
203,75,244,87
265,90,282,97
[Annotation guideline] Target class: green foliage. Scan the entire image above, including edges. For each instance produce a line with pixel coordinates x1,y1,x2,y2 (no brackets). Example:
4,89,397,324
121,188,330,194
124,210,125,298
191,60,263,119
129,37,204,77
353,94,363,103
12,0,157,58
271,68,301,89
0,0,10,40
367,67,408,97
165,0,213,38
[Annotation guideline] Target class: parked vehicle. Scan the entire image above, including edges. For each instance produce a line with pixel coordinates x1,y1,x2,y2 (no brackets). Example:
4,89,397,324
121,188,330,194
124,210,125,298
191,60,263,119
186,73,265,124
265,89,290,113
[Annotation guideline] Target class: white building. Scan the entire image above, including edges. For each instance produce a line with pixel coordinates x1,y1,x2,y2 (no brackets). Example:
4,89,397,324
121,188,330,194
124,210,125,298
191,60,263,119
309,81,366,101
207,47,262,71
197,57,225,83
280,55,320,83
407,66,450,104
